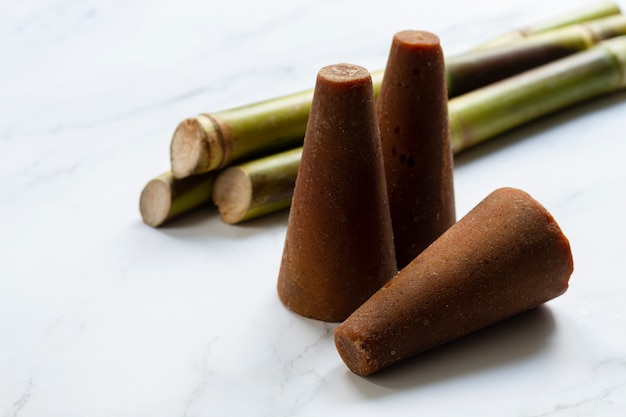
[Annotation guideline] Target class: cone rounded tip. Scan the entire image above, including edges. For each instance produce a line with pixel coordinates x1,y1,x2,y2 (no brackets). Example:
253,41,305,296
317,63,372,89
277,62,396,322
393,30,441,51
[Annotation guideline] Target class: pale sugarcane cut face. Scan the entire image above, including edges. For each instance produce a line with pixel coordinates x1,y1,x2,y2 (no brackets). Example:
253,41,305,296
170,114,226,177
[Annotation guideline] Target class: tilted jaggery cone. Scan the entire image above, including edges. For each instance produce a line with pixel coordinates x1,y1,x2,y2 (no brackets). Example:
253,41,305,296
377,30,456,269
334,187,574,376
277,63,397,323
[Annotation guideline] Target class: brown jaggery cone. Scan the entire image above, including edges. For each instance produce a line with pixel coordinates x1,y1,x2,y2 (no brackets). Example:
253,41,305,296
376,30,456,270
276,63,397,323
334,187,574,376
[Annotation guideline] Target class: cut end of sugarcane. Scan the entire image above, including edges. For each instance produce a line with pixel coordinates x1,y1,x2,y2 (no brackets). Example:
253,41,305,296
171,115,224,178
139,178,172,227
212,167,253,224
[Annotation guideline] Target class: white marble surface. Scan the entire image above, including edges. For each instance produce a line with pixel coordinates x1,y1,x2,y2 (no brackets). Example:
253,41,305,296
2,0,626,415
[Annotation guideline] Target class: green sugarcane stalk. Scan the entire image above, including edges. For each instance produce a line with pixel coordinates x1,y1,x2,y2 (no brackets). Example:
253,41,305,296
144,6,625,226
139,171,216,227
212,36,626,224
212,147,301,224
169,87,318,178
170,13,626,179
447,14,626,96
473,0,621,50
449,35,626,152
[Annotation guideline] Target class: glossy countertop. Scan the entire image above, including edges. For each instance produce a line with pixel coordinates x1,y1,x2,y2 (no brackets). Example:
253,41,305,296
2,0,626,415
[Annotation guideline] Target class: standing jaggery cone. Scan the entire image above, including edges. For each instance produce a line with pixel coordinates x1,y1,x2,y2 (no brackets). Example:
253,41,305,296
334,187,574,377
377,30,456,269
277,63,397,323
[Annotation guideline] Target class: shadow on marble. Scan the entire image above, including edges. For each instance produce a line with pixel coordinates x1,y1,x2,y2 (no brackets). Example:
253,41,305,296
229,208,290,230
344,305,556,394
454,90,626,169
158,205,218,228
150,205,289,240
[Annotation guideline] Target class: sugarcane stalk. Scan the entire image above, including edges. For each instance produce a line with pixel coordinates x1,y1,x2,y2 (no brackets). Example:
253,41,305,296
139,171,216,227
473,0,621,50
212,147,301,224
170,13,626,179
446,14,626,96
212,36,626,223
449,35,626,152
170,87,317,178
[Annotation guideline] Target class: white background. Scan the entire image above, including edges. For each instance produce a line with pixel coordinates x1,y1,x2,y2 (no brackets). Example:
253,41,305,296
1,0,625,415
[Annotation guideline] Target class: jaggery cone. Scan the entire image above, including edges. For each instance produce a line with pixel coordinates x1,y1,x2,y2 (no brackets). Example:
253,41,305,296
334,187,574,376
377,30,456,269
277,63,397,323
